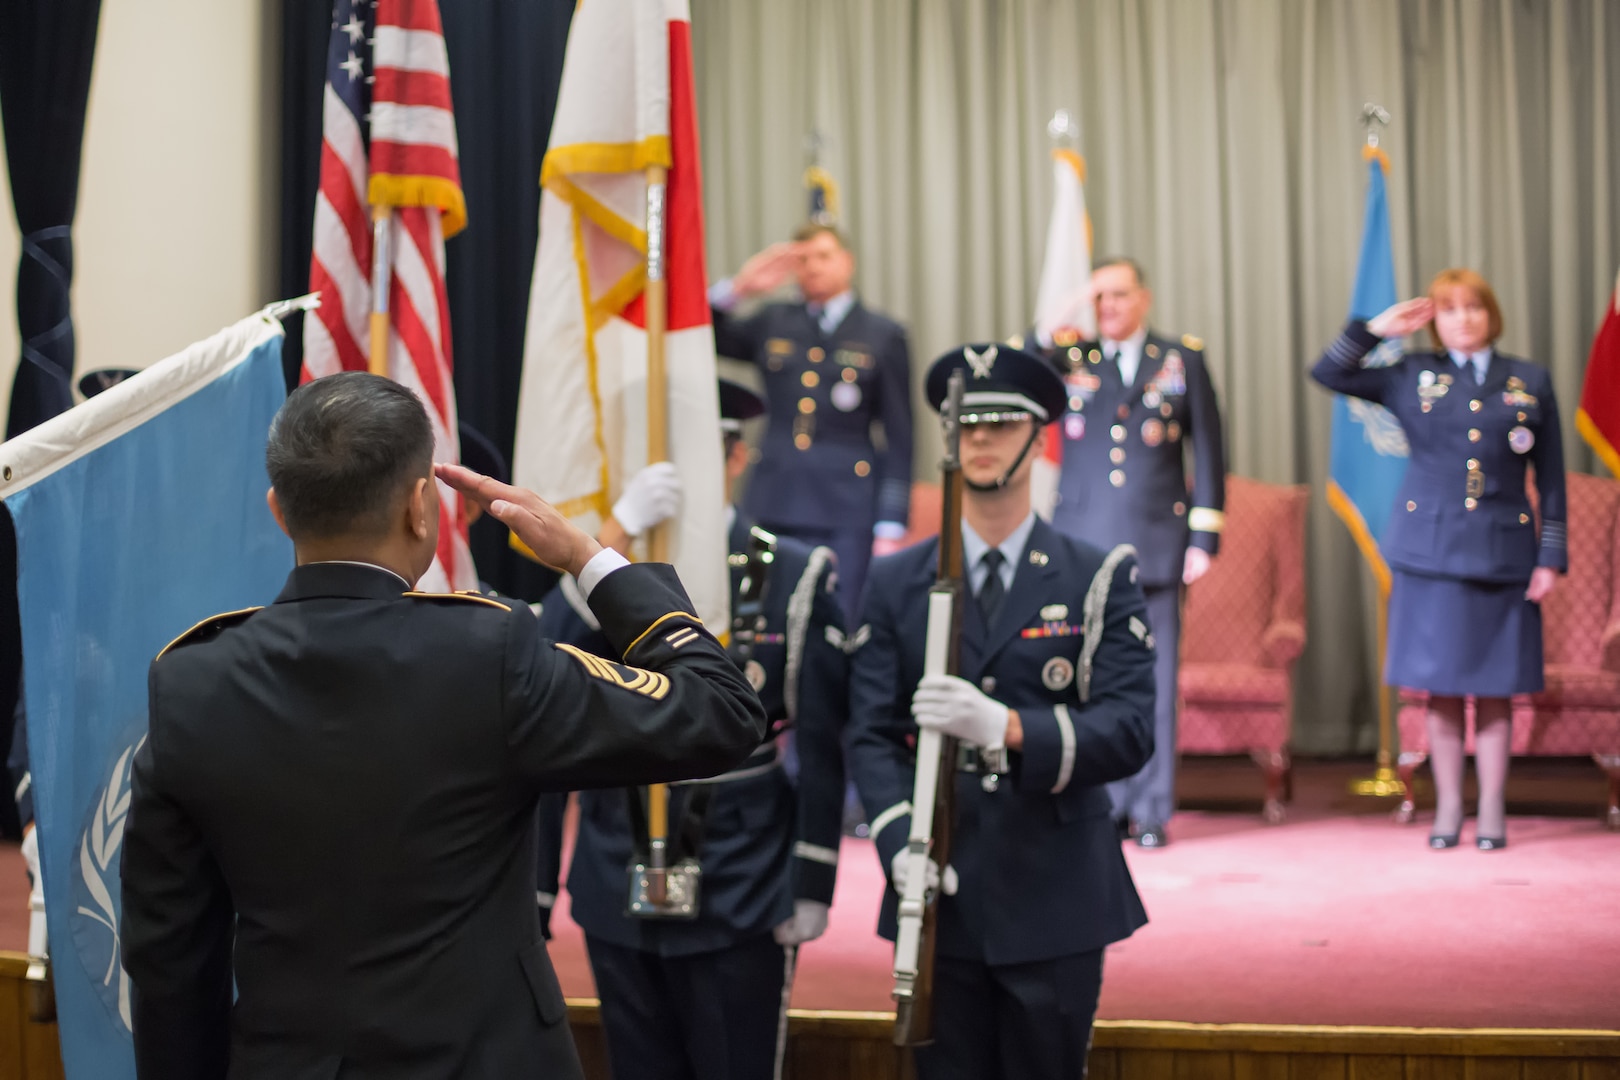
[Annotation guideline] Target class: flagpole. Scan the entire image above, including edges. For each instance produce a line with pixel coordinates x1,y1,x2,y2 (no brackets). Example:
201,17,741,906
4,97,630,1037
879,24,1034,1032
643,164,672,904
369,205,394,376
1348,103,1406,803
1351,584,1405,798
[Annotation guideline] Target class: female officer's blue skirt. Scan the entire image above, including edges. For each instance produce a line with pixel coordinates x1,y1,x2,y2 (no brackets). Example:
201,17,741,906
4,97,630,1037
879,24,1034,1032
1386,570,1544,696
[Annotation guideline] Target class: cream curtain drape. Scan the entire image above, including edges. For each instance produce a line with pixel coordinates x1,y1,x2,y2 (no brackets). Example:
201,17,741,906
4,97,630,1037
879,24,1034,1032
692,0,1620,753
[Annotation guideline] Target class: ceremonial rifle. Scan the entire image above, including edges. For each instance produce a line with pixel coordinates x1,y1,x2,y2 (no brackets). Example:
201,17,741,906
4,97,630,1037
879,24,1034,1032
892,368,966,1047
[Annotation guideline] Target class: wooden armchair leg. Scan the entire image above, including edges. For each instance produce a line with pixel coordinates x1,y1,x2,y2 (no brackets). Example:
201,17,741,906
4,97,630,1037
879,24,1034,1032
1393,753,1425,825
1595,754,1620,832
1250,748,1291,824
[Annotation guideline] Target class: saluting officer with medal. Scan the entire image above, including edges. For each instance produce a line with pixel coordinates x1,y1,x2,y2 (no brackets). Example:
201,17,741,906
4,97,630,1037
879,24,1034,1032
1032,257,1229,849
708,224,915,624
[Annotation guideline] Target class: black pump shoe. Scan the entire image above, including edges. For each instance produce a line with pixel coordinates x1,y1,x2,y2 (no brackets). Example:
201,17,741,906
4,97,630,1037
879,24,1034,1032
1428,832,1461,850
1476,835,1508,851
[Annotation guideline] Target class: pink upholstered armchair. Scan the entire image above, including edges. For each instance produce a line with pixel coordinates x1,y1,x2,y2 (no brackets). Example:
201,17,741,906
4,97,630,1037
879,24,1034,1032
1396,470,1620,828
1178,477,1310,822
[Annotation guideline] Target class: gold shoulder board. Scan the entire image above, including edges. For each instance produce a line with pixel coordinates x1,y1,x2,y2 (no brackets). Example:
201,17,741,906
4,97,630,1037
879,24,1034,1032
157,607,263,660
1181,333,1204,351
404,591,511,611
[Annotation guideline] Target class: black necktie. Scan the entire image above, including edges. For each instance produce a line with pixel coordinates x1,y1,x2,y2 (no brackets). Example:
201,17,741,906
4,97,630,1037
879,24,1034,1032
977,549,1006,627
806,302,825,333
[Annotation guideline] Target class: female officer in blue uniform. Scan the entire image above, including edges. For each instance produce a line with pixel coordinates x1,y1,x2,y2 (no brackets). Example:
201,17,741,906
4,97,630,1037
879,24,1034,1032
1312,268,1566,851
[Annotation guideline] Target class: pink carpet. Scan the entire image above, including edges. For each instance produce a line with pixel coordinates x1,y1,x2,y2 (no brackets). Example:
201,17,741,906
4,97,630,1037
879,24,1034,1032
544,810,1620,1030
3,798,1615,1031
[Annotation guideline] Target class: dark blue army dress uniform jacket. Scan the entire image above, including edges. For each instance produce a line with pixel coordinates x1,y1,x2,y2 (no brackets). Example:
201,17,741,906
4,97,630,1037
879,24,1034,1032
847,519,1155,966
119,561,767,1080
1046,332,1227,588
1312,321,1568,581
537,517,849,955
713,300,914,531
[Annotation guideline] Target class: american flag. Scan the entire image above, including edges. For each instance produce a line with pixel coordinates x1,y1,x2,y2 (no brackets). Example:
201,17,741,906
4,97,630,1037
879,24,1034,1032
303,0,476,592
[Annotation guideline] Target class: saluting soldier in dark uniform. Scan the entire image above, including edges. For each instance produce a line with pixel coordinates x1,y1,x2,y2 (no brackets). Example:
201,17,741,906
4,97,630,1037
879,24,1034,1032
848,345,1156,1080
536,380,849,1080
119,373,767,1080
711,224,914,621
1312,268,1565,851
1036,257,1227,848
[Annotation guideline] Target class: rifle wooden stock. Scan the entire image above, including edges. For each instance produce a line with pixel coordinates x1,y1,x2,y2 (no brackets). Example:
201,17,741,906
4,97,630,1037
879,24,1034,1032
892,370,966,1048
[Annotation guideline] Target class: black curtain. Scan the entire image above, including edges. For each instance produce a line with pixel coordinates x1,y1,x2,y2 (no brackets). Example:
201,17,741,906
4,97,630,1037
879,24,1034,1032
0,0,104,838
280,0,574,600
0,0,103,438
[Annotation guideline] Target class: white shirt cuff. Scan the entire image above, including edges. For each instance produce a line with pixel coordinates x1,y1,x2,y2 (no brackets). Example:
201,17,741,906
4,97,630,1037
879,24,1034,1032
576,548,631,599
873,521,907,540
708,278,738,311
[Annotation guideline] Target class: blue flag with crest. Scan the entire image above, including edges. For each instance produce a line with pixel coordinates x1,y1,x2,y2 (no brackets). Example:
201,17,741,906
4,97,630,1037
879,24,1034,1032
0,311,294,1079
1326,151,1409,593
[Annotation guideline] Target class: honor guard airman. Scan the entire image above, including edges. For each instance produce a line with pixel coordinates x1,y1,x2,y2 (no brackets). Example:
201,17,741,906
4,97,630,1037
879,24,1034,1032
1037,257,1227,847
535,380,850,1080
711,223,914,621
847,344,1155,1080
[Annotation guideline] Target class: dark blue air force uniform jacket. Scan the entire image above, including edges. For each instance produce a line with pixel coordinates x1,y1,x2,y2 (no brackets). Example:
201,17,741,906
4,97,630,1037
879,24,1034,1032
847,520,1155,965
713,301,914,533
1046,333,1226,589
1312,321,1567,581
537,518,849,955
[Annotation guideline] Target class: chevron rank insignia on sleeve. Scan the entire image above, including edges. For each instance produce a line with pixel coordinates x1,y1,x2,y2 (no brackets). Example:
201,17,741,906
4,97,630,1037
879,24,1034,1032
555,642,671,700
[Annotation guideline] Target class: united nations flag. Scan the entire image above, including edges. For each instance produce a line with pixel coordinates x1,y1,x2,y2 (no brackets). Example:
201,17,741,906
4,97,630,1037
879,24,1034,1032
0,310,294,1079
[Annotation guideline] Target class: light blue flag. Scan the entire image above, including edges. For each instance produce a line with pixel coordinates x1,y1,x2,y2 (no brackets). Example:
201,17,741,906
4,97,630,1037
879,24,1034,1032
1326,152,1409,592
1,311,294,1079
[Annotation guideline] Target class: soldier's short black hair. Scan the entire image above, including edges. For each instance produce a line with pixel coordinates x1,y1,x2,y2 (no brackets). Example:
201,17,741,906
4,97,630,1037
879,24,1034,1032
266,372,435,540
1093,256,1147,288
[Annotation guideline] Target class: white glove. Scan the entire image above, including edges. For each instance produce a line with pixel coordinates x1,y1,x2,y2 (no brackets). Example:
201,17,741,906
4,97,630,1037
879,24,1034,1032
773,899,831,946
21,825,46,958
20,824,40,889
911,673,1009,750
889,848,958,896
611,462,682,538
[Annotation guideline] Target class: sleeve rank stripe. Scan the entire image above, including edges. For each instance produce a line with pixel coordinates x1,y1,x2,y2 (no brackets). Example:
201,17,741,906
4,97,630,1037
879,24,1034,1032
868,800,912,841
1050,704,1077,794
1325,335,1362,368
625,610,703,657
793,840,840,866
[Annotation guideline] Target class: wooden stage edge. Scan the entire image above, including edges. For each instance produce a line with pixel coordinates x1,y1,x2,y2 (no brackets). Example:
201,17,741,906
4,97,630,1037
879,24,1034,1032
5,953,1617,1080
566,998,1620,1058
